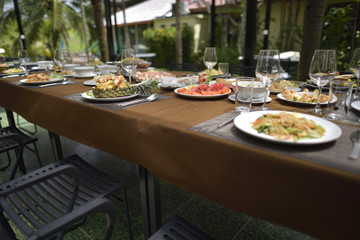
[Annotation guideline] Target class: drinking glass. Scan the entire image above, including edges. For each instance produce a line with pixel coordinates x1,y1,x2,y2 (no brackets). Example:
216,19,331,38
255,49,280,110
18,50,29,74
203,47,217,75
325,80,353,121
218,63,229,79
121,48,137,83
308,49,337,114
349,48,360,100
54,49,66,77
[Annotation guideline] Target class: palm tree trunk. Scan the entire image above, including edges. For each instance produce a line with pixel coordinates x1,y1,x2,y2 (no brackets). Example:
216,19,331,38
298,0,326,81
80,0,90,62
61,25,70,52
238,0,247,58
176,0,182,63
91,0,109,62
122,0,131,48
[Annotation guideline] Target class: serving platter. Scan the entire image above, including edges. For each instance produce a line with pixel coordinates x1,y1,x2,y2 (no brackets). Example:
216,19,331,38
80,91,139,102
277,92,337,105
233,111,342,145
19,78,62,85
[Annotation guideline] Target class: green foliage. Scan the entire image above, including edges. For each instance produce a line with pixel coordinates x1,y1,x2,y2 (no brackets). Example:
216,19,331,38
143,25,195,68
321,4,356,71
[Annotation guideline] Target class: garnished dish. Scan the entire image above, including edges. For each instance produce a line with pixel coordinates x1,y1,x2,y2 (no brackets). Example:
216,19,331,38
233,111,342,144
277,88,337,105
159,76,198,89
252,112,325,141
0,63,25,75
81,73,158,101
270,79,300,93
19,73,62,85
215,78,235,87
175,82,230,98
133,70,175,82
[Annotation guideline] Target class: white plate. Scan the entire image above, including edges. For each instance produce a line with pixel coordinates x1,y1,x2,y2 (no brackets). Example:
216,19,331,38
270,87,302,94
83,80,97,86
63,74,73,78
174,87,231,99
234,111,342,145
73,73,97,78
228,94,272,104
19,78,62,85
277,92,337,105
80,91,139,102
351,101,360,112
0,71,26,76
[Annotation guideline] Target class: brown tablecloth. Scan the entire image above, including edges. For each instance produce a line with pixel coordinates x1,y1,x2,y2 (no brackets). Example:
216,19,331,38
1,75,360,240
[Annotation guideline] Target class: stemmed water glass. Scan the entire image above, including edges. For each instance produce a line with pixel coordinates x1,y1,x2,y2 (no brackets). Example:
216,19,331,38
308,49,337,114
203,47,217,75
18,50,29,74
121,48,137,83
349,48,360,100
255,49,281,110
54,49,66,77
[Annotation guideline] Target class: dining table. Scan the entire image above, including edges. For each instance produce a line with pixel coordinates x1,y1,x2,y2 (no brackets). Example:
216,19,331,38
1,72,360,240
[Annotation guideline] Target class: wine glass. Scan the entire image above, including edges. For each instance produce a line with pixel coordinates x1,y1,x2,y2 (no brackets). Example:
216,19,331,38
54,49,66,77
308,49,337,114
255,49,281,110
121,48,137,83
18,50,29,74
203,47,217,75
349,48,360,100
218,63,229,79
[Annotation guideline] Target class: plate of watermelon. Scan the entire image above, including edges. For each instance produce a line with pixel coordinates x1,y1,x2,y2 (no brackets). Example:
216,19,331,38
174,82,231,99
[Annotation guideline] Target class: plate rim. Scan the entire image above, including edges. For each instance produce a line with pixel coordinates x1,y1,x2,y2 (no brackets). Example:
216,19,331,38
173,86,231,99
19,78,62,85
73,73,97,78
80,91,139,102
233,110,342,145
277,92,337,105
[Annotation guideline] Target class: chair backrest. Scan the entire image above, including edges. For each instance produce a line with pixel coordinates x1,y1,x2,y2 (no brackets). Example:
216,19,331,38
169,63,203,72
229,65,256,77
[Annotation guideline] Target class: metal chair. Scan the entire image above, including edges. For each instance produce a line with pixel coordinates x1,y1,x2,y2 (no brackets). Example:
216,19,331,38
169,63,203,72
0,126,42,180
149,215,214,240
0,133,133,240
0,133,116,240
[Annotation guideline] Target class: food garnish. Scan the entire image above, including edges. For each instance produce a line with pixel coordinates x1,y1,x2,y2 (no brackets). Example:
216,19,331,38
270,79,298,92
92,73,158,98
252,112,325,141
177,83,230,96
281,88,332,103
26,73,51,82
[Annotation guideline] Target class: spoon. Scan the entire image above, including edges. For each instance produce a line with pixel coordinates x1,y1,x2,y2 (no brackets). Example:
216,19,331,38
117,93,158,107
349,130,360,160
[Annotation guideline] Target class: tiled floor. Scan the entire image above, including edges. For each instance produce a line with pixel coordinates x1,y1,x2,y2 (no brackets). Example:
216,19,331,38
0,108,315,240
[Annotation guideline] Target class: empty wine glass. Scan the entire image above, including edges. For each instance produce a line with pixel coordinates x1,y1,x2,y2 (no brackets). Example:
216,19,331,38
349,48,360,100
18,50,29,74
203,47,217,75
308,49,337,114
255,50,281,110
218,63,229,79
121,48,137,83
54,49,66,77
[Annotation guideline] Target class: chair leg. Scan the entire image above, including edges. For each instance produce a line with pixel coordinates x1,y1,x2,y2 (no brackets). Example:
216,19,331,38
112,190,133,240
16,113,38,135
0,152,11,171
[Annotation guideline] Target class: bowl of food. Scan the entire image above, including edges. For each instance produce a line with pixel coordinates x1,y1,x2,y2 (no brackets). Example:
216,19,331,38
232,81,267,99
73,66,95,76
137,61,151,69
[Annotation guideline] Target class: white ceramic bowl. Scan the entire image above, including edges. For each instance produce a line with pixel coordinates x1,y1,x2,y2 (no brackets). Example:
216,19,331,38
73,66,95,76
64,64,80,71
97,65,111,74
232,81,267,99
36,61,53,69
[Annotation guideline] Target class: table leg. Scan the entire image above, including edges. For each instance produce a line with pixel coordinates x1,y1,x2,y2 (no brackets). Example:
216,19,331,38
48,131,64,161
5,109,15,127
138,165,161,238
